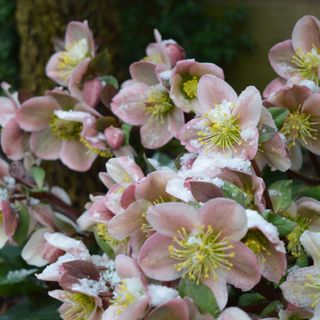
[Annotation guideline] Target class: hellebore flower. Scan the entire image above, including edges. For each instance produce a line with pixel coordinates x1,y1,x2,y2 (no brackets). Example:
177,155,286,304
269,16,320,87
179,75,262,160
170,59,224,113
265,85,320,155
46,21,95,86
138,198,261,309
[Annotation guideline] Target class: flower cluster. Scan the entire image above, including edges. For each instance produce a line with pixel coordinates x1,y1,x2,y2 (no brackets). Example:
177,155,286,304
3,15,320,320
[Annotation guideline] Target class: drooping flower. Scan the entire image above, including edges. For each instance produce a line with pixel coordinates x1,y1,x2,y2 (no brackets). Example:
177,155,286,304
138,198,261,309
170,59,224,113
178,75,262,160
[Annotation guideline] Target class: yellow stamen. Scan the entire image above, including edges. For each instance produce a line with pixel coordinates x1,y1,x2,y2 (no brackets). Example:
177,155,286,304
281,107,318,147
49,115,82,141
243,230,271,262
292,47,320,84
80,136,113,158
64,293,95,320
168,225,234,284
181,76,199,100
95,223,128,249
287,218,310,257
305,274,320,308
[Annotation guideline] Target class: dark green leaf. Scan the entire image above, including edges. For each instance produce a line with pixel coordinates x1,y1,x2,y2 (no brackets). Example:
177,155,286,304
259,124,277,144
178,279,220,317
299,185,320,201
31,167,45,188
121,123,132,145
269,180,292,213
88,48,111,76
238,292,267,307
94,228,115,259
222,181,251,207
268,107,289,129
263,211,297,236
260,300,283,317
13,204,30,246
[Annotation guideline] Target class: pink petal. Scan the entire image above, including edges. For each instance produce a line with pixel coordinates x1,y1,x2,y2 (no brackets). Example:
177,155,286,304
0,97,17,126
30,129,62,160
140,117,173,149
236,86,262,130
111,82,149,126
60,140,96,172
197,75,237,114
108,199,150,240
115,254,141,279
135,171,176,203
302,93,320,120
199,198,248,241
177,118,202,153
1,118,25,160
190,62,224,80
16,96,59,131
147,202,198,236
46,52,70,87
218,307,251,320
130,61,159,86
168,108,185,137
262,77,286,98
138,233,181,281
2,200,18,239
268,40,295,79
292,15,320,52
261,247,287,283
204,273,228,310
226,241,261,291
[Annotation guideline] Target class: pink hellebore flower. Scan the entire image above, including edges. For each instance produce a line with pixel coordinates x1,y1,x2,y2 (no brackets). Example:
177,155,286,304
0,200,18,248
16,92,101,171
138,198,261,310
111,79,185,149
281,230,320,320
178,75,262,160
46,21,95,87
268,16,320,87
265,85,320,155
243,209,287,283
170,59,224,113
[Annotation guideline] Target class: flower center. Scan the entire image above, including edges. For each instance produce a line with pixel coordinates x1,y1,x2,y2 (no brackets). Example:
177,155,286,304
0,211,3,225
143,53,163,64
95,223,128,250
197,101,241,151
243,230,270,262
287,217,310,257
64,293,95,320
49,115,83,140
281,108,317,147
181,76,199,100
292,47,320,84
112,278,145,314
168,225,234,284
304,273,320,308
145,88,175,123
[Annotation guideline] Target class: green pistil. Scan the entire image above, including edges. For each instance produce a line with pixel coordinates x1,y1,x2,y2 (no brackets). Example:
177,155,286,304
145,89,175,123
181,76,199,100
64,293,95,320
168,225,234,284
243,230,270,262
281,108,317,147
49,115,82,140
287,217,310,257
292,47,320,84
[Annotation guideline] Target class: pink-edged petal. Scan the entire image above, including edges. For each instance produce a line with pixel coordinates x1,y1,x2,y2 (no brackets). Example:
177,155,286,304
268,40,295,79
199,198,247,241
147,202,198,236
135,171,176,202
2,200,18,239
226,241,261,291
190,62,224,80
108,199,150,240
168,108,185,137
236,86,262,130
263,77,287,98
1,118,25,160
177,118,203,153
0,158,9,178
16,96,59,131
130,61,159,86
204,273,228,310
138,233,181,281
146,298,189,320
197,75,237,114
46,52,70,86
0,97,16,126
140,116,172,149
30,129,62,160
280,266,319,307
292,15,320,52
218,307,251,320
115,254,141,279
60,140,96,172
302,93,320,120
111,82,149,126
300,230,320,265
65,20,94,55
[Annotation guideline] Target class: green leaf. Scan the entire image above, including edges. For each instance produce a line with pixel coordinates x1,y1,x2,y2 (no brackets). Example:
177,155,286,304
269,180,292,213
143,153,157,173
296,254,309,267
260,300,283,317
268,107,289,129
259,124,277,144
178,279,220,318
221,181,251,207
13,204,30,246
88,48,111,76
121,123,132,145
100,75,119,89
31,166,45,188
238,292,267,307
299,185,320,201
263,211,297,236
94,228,115,259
